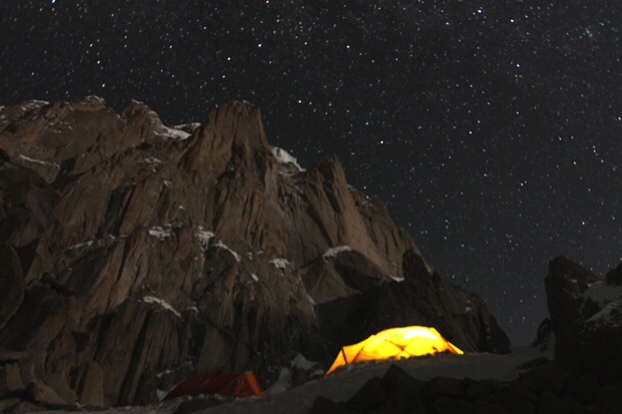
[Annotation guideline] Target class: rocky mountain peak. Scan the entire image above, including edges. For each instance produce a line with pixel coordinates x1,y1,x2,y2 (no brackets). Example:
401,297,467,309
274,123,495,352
183,100,270,174
0,97,510,409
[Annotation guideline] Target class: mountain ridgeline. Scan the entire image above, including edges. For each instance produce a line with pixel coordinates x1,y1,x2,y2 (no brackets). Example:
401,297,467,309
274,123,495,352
0,97,510,408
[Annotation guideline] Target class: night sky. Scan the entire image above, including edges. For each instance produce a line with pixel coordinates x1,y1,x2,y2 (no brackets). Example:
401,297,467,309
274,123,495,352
2,1,621,344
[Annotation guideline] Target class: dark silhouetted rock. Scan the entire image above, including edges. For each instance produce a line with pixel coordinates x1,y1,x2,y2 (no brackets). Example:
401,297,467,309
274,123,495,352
8,400,44,414
429,396,476,414
381,365,423,413
596,383,622,414
476,401,510,414
463,378,492,401
545,257,599,355
543,257,622,384
500,392,536,414
0,363,23,399
0,97,511,407
348,377,387,411
532,318,554,353
321,358,615,414
28,378,68,406
172,397,227,414
537,391,569,414
564,372,599,406
605,263,622,285
382,364,423,394
518,357,550,371
369,400,402,414
425,376,465,401
310,396,358,414
0,398,21,412
508,380,538,405
518,361,569,395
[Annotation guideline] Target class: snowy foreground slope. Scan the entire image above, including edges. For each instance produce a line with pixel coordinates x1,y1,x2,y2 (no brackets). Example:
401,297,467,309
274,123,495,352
48,353,537,414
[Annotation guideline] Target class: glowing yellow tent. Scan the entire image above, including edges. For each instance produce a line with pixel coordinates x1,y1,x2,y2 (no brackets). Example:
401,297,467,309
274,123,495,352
326,326,464,376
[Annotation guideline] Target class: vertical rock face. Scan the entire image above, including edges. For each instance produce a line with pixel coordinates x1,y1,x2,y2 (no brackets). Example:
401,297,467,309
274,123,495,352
0,97,509,408
544,257,622,384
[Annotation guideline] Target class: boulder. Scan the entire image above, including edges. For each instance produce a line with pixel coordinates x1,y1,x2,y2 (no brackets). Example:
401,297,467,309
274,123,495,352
429,396,476,414
564,373,599,405
0,363,24,398
8,400,44,413
596,383,622,413
28,378,67,406
425,376,465,401
0,398,21,412
536,392,569,414
381,365,423,412
310,396,358,414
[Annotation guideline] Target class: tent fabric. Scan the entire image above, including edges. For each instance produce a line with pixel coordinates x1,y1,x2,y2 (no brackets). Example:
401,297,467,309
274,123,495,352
326,326,464,376
163,371,264,400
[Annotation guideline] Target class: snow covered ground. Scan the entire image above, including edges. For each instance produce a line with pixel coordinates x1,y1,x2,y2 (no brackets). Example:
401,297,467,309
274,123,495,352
48,352,543,414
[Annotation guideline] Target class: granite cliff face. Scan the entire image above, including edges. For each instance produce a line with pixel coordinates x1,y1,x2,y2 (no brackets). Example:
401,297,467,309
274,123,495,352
0,97,509,409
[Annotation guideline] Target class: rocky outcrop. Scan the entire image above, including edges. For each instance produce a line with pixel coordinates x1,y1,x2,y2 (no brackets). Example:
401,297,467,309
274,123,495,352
544,256,622,384
0,97,509,409
532,318,554,353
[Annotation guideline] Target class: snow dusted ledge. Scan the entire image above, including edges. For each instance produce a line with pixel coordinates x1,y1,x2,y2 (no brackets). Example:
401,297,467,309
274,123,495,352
214,241,242,262
269,258,290,269
18,154,60,169
270,146,305,172
195,226,215,250
322,245,352,259
141,296,182,318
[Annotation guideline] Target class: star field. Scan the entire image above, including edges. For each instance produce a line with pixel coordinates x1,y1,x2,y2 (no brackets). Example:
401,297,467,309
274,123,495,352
2,0,621,344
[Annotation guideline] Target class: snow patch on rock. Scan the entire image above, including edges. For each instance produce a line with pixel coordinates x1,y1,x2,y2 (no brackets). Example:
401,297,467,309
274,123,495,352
291,354,316,370
270,258,290,269
141,296,182,318
195,227,215,250
586,298,622,327
215,241,242,262
149,226,175,240
322,246,352,259
270,147,305,172
582,281,622,306
19,100,49,113
66,235,117,251
160,126,191,140
144,157,164,165
18,154,60,169
582,281,622,328
390,275,405,283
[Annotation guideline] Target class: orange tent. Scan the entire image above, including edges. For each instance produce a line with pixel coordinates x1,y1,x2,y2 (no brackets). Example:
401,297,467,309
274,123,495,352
326,326,464,376
163,371,264,400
